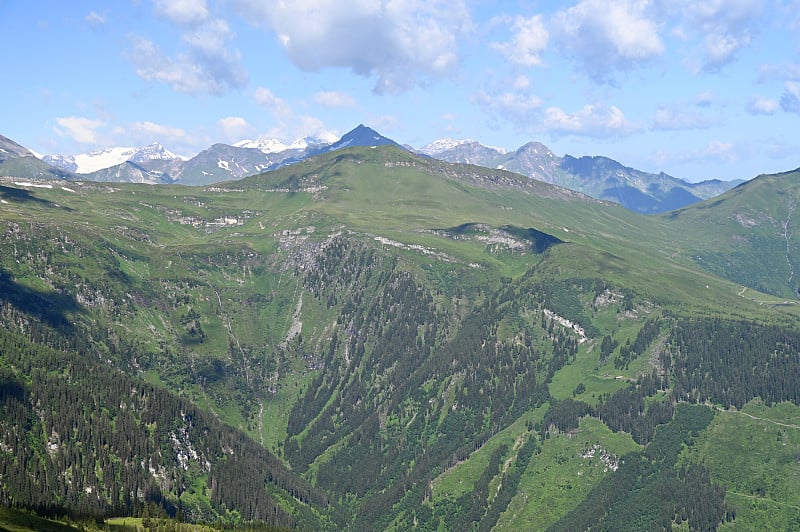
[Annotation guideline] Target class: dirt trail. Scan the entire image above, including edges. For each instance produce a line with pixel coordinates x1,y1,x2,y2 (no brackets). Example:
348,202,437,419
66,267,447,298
715,406,800,430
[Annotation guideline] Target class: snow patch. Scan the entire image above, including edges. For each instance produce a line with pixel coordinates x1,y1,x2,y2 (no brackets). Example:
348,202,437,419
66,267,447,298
14,182,52,188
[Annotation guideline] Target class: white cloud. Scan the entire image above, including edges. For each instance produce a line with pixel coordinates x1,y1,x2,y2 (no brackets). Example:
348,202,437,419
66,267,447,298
473,89,544,133
254,87,292,116
127,19,247,96
543,103,639,137
252,87,338,142
757,62,800,82
153,0,209,25
746,96,780,115
474,90,543,116
674,0,763,72
552,0,664,83
694,91,715,107
491,15,549,67
232,0,471,93
54,117,106,144
129,121,190,144
85,11,106,28
313,91,357,108
702,140,737,161
781,81,800,113
651,139,741,174
652,107,716,130
512,75,531,90
218,116,255,141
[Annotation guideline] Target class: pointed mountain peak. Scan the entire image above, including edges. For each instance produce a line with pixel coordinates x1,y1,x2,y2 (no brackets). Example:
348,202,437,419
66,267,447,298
0,133,36,161
515,141,555,157
128,142,184,163
335,124,401,149
305,124,404,157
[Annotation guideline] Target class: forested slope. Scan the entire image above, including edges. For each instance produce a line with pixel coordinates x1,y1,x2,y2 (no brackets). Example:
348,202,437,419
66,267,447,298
0,148,799,530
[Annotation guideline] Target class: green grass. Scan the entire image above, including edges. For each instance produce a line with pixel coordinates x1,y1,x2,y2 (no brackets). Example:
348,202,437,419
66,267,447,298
2,150,800,528
0,507,82,532
495,416,641,531
430,406,548,501
681,400,800,530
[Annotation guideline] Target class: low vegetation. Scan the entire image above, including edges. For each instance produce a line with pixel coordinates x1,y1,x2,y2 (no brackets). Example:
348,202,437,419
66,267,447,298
0,147,798,530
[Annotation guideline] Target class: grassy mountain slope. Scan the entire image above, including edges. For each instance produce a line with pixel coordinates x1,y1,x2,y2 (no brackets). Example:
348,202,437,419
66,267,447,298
665,168,800,298
0,147,798,530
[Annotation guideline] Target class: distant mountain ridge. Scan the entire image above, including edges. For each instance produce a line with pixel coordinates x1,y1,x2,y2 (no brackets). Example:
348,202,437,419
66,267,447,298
43,143,185,174
423,138,743,214
0,134,35,160
3,126,744,212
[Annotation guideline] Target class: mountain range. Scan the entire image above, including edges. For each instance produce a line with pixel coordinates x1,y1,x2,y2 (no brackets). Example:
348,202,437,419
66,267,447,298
1,142,799,530
2,126,741,213
418,138,741,213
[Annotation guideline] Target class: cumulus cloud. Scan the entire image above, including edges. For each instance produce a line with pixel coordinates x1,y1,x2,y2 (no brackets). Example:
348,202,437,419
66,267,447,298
746,96,780,115
473,90,544,129
781,81,800,113
54,117,106,144
231,0,470,93
543,103,639,137
218,116,255,141
491,15,549,67
128,1,246,96
252,87,338,142
254,87,292,116
552,0,664,83
153,0,209,25
128,21,247,96
673,0,763,73
313,91,357,108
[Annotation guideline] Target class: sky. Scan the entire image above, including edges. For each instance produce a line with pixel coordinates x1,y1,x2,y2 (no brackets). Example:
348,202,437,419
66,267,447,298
1,0,799,183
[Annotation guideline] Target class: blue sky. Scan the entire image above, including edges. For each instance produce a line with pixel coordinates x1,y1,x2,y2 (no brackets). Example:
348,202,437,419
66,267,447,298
1,0,799,182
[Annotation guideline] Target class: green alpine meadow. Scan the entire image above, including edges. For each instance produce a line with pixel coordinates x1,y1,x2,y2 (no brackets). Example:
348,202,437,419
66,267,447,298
1,145,799,530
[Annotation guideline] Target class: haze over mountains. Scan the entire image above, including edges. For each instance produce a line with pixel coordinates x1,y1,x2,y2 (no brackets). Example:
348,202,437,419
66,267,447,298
2,126,743,214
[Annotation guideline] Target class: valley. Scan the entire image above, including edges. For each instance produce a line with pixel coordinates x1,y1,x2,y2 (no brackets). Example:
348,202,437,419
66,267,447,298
0,145,799,530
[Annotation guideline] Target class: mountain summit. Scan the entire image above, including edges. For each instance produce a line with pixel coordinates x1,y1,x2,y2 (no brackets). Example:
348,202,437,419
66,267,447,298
305,124,404,158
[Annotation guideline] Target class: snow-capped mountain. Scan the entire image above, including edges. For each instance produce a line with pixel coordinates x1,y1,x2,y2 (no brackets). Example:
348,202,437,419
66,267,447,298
418,138,508,167
44,143,186,174
1,127,743,213
419,138,507,157
235,134,335,155
128,143,186,164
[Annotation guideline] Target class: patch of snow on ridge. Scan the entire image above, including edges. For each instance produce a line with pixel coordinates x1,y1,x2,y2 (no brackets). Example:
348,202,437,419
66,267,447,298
419,138,508,156
419,138,473,155
73,147,137,173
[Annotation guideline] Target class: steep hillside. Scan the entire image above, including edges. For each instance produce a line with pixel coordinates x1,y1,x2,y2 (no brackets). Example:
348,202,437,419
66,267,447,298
1,147,799,530
664,168,800,299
